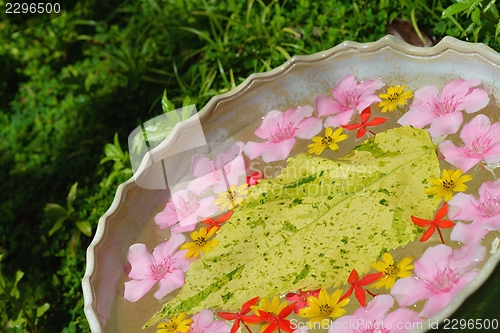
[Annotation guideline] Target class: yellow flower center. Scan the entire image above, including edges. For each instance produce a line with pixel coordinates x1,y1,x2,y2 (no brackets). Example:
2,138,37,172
321,136,333,146
388,92,400,102
319,304,333,317
195,237,207,247
163,322,178,333
442,180,455,190
384,264,399,277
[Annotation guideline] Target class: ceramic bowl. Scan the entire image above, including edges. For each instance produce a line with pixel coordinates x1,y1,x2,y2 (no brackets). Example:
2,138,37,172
82,35,500,333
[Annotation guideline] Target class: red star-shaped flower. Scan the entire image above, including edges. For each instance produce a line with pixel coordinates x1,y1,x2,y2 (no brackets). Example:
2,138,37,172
340,269,382,306
341,106,387,138
258,302,296,333
218,297,262,333
202,211,233,232
411,202,455,244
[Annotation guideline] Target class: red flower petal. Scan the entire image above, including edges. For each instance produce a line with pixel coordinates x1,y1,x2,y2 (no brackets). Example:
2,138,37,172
366,117,387,126
258,310,276,323
263,322,278,333
278,319,295,333
360,107,371,123
411,216,431,227
347,269,359,284
356,126,367,138
354,285,366,307
278,302,296,318
358,271,383,286
420,224,436,242
341,124,361,130
436,220,455,228
218,312,238,320
434,202,448,221
241,314,263,324
241,296,260,314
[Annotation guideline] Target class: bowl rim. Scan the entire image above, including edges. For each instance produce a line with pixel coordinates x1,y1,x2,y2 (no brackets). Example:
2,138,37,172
82,34,500,333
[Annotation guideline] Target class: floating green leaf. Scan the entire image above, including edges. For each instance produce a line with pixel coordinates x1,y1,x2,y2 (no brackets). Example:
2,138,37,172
146,126,440,327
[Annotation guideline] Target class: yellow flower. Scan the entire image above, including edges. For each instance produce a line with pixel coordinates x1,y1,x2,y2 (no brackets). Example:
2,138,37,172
425,169,472,202
180,227,219,259
251,296,289,333
371,252,414,289
298,289,349,324
308,127,348,155
214,183,248,211
378,85,413,112
157,313,192,333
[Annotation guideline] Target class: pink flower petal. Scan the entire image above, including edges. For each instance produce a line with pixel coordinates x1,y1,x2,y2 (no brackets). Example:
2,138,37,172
439,141,481,173
124,278,157,302
127,243,154,280
482,143,500,164
261,138,297,163
294,116,322,139
448,193,479,221
459,88,490,113
391,276,431,307
450,221,489,244
170,249,191,271
191,154,213,178
324,110,355,128
459,114,491,146
329,316,357,333
448,244,486,274
152,234,185,263
356,94,382,112
244,141,270,160
352,294,393,320
414,244,452,281
154,202,179,229
283,106,313,125
384,308,421,333
427,111,463,137
419,292,455,318
254,110,284,139
154,269,185,300
187,174,219,196
315,94,340,117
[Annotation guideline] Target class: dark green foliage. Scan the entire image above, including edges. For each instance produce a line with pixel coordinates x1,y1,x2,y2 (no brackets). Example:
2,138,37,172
0,0,499,332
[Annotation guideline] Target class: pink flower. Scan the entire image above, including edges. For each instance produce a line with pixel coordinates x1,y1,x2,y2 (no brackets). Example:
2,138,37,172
390,244,485,318
124,234,190,302
315,74,383,128
439,114,500,172
449,179,500,244
188,143,247,196
244,106,322,162
285,289,320,314
330,295,421,333
398,78,489,137
189,310,230,333
154,189,217,233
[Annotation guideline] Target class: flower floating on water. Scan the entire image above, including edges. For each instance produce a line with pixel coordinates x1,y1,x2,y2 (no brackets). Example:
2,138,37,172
202,211,233,232
339,269,382,307
257,302,296,333
188,143,247,196
244,106,322,162
370,252,413,289
391,244,486,318
124,234,190,302
398,78,490,137
449,179,500,244
188,310,230,333
341,106,387,138
180,227,219,259
215,183,249,211
299,289,349,324
315,74,383,128
411,203,455,244
218,297,262,333
439,114,500,173
247,171,264,186
424,169,472,202
330,294,421,333
378,84,413,112
307,127,348,155
286,288,321,313
155,189,217,234
252,296,294,333
157,313,192,333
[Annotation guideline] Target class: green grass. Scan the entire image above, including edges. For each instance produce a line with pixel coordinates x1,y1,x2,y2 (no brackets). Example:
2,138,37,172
0,0,499,332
